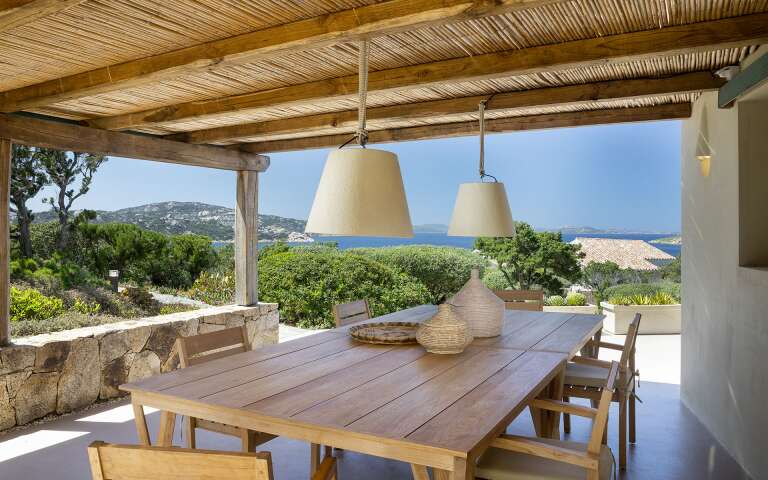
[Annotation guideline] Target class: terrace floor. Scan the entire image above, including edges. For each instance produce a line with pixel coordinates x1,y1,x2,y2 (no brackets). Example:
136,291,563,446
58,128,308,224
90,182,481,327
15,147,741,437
0,332,750,480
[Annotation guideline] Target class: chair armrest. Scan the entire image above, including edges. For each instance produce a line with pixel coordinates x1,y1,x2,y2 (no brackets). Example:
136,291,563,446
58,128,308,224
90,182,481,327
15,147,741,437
489,435,598,470
598,341,624,351
530,399,597,418
311,456,337,480
571,356,612,368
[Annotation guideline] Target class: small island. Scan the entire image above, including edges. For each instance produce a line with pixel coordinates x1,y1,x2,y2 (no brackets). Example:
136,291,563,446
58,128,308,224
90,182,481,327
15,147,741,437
650,235,682,245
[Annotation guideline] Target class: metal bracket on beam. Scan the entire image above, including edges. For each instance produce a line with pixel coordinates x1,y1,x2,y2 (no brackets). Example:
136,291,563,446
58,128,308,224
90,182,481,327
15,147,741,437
718,53,768,108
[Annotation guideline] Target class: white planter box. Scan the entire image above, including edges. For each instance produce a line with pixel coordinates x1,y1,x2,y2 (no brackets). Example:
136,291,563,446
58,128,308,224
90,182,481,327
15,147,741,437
544,305,598,315
600,302,681,334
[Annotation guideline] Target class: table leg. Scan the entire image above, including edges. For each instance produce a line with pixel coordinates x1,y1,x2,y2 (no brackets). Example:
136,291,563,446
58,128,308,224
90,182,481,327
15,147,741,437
432,457,474,480
157,410,176,447
132,401,151,446
530,366,565,439
411,465,429,480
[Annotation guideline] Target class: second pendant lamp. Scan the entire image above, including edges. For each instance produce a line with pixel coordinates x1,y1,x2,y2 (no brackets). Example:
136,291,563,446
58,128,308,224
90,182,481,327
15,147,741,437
305,41,413,238
448,99,516,238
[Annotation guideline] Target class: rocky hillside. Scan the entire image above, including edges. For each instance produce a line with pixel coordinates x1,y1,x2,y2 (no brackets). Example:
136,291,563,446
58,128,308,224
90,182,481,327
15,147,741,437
31,202,307,241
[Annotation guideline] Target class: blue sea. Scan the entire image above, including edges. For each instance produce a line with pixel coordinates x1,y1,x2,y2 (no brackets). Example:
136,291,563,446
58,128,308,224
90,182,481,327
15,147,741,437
309,232,681,257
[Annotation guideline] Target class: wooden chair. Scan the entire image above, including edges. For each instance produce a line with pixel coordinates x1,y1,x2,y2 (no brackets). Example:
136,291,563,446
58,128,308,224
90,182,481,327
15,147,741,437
177,326,273,452
476,362,620,480
332,299,372,327
493,289,545,311
562,313,641,471
87,441,339,480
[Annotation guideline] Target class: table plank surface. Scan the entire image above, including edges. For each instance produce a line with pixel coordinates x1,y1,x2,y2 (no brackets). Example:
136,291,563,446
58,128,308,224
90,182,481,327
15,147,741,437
122,305,603,469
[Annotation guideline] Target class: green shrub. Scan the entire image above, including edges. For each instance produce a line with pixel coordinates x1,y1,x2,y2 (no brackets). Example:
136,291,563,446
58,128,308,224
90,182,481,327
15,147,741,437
187,271,236,305
159,303,199,315
566,292,587,306
120,287,159,311
259,250,431,328
350,245,486,303
10,287,65,322
482,269,509,291
608,291,678,306
545,295,565,306
604,282,680,302
71,297,101,315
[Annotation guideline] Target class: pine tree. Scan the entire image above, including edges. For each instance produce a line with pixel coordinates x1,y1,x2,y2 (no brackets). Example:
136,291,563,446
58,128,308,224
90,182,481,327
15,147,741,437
9,145,48,257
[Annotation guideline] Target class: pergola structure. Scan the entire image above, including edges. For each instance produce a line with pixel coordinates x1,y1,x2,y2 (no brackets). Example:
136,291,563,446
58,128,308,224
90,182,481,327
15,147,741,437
0,0,767,345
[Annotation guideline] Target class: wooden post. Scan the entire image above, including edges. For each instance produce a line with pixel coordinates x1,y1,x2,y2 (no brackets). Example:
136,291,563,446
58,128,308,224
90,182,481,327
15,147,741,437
235,170,258,306
0,139,11,346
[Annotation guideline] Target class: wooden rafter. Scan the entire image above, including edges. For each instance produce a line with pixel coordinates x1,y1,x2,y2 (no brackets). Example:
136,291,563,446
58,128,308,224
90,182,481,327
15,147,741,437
0,0,563,112
85,13,768,131
0,0,85,33
0,114,269,171
238,103,692,154
170,71,722,144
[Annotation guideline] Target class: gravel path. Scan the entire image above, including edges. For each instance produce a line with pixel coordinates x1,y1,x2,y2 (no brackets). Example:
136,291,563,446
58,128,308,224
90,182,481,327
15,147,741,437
149,291,210,307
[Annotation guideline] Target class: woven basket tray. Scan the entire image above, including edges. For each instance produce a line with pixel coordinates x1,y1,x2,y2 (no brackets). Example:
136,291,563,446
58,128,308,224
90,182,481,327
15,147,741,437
348,322,420,345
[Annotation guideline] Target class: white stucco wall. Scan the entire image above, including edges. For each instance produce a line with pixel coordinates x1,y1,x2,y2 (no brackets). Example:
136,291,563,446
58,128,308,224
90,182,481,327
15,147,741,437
681,58,768,479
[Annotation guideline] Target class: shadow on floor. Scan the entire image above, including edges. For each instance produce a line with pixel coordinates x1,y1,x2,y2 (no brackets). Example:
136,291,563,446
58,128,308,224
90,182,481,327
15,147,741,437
0,382,750,479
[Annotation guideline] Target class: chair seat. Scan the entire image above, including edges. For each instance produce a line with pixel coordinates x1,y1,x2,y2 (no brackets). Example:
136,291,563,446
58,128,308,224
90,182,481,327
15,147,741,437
476,438,614,480
564,362,610,388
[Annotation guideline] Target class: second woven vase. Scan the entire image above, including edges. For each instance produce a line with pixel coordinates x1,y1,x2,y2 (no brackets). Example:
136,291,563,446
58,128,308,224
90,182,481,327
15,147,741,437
450,268,504,337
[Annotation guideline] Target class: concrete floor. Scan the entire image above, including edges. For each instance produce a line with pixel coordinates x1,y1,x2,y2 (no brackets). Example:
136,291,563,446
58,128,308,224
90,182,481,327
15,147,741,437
0,333,750,480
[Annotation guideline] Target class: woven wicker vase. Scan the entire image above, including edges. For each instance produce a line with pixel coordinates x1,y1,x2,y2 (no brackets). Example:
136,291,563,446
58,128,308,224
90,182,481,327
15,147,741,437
416,303,473,354
450,268,504,337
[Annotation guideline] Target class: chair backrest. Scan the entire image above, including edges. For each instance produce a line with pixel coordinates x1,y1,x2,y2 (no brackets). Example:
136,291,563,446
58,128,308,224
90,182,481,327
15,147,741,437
87,442,273,480
493,289,545,311
618,313,642,369
177,325,250,368
333,299,371,327
587,361,620,456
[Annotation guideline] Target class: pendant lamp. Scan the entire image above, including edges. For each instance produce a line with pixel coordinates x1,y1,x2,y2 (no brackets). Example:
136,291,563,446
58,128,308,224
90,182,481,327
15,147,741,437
448,99,516,237
305,41,413,237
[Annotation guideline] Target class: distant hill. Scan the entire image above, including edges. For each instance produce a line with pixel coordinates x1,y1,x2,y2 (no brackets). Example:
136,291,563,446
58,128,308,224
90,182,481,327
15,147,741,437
31,202,306,241
542,226,679,235
413,224,449,233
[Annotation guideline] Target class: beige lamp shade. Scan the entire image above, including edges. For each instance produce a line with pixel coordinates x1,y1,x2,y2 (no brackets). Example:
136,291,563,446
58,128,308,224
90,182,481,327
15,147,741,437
448,182,515,237
305,148,414,237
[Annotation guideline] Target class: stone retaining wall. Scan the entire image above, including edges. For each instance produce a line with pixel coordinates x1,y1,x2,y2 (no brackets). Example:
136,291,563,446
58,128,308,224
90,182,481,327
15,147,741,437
0,303,279,431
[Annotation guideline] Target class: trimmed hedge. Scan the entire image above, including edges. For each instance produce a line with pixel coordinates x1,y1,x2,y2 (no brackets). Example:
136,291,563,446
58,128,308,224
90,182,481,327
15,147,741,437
482,269,509,291
259,250,431,328
603,282,680,302
350,245,486,303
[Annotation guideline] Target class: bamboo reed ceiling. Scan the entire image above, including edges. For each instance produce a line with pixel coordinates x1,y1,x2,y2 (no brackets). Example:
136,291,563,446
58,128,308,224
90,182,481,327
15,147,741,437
0,0,766,152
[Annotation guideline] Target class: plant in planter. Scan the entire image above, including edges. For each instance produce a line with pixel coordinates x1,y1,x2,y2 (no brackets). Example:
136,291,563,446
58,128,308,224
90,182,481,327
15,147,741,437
566,293,587,306
545,295,565,306
602,290,681,335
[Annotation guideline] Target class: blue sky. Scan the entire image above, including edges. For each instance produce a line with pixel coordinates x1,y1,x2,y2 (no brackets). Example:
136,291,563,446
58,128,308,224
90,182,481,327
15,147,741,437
28,120,682,233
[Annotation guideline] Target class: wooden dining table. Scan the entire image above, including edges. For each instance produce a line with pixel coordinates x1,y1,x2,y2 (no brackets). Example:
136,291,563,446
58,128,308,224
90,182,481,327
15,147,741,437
121,305,603,480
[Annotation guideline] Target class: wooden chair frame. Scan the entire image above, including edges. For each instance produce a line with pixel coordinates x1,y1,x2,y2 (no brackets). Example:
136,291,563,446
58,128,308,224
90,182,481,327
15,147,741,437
176,326,275,452
332,299,372,327
479,362,620,480
563,313,641,470
493,289,545,311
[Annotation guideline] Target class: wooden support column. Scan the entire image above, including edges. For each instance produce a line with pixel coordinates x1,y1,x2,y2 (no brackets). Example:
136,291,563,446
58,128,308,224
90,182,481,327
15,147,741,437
0,139,10,345
235,170,259,306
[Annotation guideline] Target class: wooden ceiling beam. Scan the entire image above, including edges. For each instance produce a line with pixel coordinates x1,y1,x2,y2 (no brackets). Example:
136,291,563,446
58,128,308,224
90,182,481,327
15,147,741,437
0,0,562,112
0,113,269,171
237,103,692,154
170,71,722,144
0,0,85,33
85,12,768,132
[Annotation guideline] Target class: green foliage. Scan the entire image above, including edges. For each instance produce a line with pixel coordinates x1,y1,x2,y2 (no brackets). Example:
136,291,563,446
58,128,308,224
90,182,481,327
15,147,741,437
71,297,101,315
10,255,104,290
120,287,159,311
259,241,291,260
608,291,678,306
474,222,583,295
545,295,565,306
350,245,486,303
187,271,236,305
10,287,65,322
660,256,681,283
258,250,431,328
10,312,124,337
604,282,680,302
566,292,587,306
481,269,509,290
159,303,199,315
10,145,49,258
581,261,624,303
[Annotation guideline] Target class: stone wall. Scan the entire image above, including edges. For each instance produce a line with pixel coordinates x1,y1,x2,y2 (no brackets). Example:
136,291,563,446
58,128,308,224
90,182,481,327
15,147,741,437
0,303,279,431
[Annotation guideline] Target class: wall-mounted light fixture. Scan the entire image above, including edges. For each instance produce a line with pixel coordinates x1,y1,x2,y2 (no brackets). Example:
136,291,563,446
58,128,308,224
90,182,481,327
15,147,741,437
695,109,713,177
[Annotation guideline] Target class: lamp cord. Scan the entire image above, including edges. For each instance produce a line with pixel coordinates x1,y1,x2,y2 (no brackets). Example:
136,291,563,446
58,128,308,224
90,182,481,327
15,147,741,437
357,40,369,148
479,92,498,182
